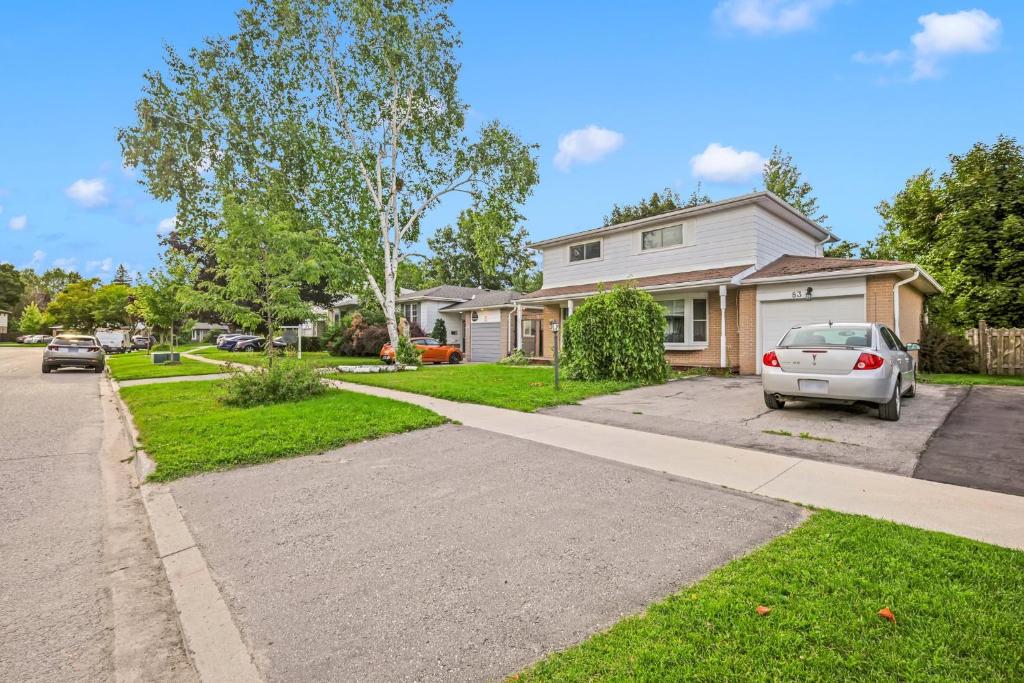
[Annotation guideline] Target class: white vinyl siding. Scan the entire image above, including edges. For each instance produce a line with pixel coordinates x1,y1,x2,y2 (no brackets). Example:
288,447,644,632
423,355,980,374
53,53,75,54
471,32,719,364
541,205,758,288
752,206,820,265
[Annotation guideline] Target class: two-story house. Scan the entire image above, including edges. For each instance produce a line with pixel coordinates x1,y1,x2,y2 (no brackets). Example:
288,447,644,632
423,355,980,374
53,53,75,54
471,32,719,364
513,191,941,374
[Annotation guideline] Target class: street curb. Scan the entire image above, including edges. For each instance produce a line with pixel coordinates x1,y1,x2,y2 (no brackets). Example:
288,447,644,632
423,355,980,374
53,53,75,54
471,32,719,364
105,373,263,683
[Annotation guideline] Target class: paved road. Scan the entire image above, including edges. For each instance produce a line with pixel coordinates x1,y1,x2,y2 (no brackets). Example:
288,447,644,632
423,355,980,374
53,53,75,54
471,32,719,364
171,424,805,682
915,385,1024,496
0,348,193,682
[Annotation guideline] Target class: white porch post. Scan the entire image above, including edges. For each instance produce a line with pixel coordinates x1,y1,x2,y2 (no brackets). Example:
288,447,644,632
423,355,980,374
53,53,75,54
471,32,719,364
516,302,523,350
719,285,728,368
567,299,575,316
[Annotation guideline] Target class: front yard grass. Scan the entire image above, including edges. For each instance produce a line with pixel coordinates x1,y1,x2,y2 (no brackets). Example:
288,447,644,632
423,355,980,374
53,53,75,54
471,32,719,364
119,381,445,481
920,372,1024,387
107,351,226,381
518,510,1024,681
330,364,641,412
192,347,374,369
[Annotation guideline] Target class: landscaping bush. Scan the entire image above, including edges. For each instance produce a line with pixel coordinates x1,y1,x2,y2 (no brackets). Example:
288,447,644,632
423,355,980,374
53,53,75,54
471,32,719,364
219,360,326,407
919,323,977,373
395,335,423,366
408,321,427,337
297,336,324,352
498,348,530,365
431,318,447,344
562,285,669,384
324,313,390,356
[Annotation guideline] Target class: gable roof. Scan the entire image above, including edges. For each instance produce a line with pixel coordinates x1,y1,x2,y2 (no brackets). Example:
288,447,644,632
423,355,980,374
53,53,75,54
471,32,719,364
527,191,835,250
396,285,493,303
442,290,523,311
515,264,753,302
743,255,943,293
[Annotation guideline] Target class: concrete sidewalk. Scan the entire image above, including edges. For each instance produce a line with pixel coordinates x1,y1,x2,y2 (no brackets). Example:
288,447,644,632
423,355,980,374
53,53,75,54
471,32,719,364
327,379,1024,550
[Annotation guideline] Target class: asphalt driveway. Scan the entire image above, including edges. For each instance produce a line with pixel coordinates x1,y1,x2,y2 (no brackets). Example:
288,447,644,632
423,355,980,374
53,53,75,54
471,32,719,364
170,425,804,682
914,385,1024,496
541,376,964,476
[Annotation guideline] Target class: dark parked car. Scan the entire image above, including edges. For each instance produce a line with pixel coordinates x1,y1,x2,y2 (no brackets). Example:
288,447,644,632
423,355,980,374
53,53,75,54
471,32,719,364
217,334,252,350
131,335,152,350
232,336,287,352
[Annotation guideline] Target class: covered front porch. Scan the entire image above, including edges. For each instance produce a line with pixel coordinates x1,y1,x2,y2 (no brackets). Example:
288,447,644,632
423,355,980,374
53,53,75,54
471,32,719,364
512,282,743,370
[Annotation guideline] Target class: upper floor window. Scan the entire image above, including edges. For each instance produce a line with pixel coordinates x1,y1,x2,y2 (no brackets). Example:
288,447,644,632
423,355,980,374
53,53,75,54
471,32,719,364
569,240,601,262
400,302,420,324
641,224,689,251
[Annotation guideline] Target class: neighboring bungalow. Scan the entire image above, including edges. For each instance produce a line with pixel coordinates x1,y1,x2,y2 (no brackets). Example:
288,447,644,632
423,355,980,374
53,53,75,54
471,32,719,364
513,191,941,374
395,285,495,350
440,290,530,363
190,321,232,342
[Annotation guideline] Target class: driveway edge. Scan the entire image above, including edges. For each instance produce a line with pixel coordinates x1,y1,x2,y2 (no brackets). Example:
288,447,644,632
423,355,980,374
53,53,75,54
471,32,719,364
105,373,263,683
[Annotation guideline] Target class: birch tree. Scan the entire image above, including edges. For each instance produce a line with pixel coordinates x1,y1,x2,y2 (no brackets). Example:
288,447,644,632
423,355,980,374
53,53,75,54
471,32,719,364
120,0,538,351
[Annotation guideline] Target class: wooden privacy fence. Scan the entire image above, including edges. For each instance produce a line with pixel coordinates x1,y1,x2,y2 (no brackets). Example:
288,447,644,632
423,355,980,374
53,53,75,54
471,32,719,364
967,321,1024,375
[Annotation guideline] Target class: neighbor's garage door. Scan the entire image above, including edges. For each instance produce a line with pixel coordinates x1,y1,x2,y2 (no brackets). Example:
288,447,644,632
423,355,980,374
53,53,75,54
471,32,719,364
760,295,865,365
470,322,501,362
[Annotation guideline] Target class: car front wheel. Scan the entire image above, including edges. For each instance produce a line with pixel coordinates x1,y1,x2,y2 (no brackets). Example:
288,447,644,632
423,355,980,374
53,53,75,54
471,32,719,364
878,381,902,421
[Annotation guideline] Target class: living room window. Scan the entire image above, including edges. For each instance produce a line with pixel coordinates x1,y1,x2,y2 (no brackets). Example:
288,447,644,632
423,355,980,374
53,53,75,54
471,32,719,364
659,296,708,347
568,239,601,263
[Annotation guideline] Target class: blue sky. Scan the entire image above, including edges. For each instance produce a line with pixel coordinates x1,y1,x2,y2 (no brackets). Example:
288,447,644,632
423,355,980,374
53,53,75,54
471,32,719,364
1,1,1021,280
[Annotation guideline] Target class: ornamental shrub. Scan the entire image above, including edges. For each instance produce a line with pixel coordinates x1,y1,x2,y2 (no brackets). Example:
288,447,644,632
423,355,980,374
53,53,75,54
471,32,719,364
395,335,422,366
498,348,530,365
325,313,390,356
219,360,326,407
561,285,668,383
431,318,447,344
918,323,977,373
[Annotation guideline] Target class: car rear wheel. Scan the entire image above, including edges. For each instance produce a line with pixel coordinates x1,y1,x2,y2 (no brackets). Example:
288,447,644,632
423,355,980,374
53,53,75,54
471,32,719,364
41,364,52,374
763,392,785,410
878,381,901,421
94,362,105,374
448,352,462,364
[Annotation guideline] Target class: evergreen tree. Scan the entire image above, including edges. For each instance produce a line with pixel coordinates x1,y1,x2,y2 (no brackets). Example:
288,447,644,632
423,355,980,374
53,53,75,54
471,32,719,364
112,263,132,286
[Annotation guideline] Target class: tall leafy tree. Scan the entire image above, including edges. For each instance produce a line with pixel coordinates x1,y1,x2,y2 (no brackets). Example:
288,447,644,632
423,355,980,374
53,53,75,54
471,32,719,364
46,279,101,331
120,0,538,353
92,284,134,328
130,268,192,351
425,208,537,290
823,240,859,258
15,302,52,335
603,185,711,226
762,146,829,226
0,263,24,312
863,135,1024,328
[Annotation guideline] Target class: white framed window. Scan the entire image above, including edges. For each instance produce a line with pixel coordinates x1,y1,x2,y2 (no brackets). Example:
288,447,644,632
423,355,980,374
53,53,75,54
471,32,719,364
639,222,694,252
400,302,420,324
659,296,708,347
568,239,601,263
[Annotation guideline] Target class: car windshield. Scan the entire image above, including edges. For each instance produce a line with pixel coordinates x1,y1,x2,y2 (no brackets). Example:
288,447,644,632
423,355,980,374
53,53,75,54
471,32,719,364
779,325,872,348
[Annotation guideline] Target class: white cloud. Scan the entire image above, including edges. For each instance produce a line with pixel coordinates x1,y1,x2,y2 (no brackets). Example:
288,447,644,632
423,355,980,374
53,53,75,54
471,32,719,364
852,49,903,66
713,0,835,35
8,214,27,230
690,143,766,183
24,250,46,268
52,257,78,270
553,125,625,172
157,216,176,236
911,10,1001,79
65,177,110,208
86,257,114,274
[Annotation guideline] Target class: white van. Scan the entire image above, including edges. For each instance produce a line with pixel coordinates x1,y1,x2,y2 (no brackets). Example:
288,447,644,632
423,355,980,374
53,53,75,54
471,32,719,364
95,329,130,354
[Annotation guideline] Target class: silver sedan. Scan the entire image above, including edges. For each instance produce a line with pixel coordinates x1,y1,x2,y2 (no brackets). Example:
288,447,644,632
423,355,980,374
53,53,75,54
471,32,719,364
42,335,106,374
761,322,919,421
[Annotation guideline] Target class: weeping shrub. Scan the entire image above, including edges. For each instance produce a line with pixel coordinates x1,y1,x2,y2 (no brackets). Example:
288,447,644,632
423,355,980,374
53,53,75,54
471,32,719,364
561,285,669,383
918,323,977,373
219,360,326,407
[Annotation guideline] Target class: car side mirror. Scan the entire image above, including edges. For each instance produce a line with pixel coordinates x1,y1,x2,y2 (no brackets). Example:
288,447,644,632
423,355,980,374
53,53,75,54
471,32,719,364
905,342,920,351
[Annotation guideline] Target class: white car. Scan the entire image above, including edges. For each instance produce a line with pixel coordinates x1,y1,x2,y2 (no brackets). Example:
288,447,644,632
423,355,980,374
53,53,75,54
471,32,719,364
761,322,919,421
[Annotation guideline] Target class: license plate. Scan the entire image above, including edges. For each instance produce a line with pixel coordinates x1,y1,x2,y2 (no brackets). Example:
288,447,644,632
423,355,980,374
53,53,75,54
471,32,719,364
798,379,828,394
66,347,79,353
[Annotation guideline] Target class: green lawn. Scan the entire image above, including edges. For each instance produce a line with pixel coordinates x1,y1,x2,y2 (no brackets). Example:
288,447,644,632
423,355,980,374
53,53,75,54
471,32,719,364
192,347,375,369
106,351,226,381
0,342,47,347
119,381,445,481
331,364,642,412
920,372,1024,387
518,510,1024,681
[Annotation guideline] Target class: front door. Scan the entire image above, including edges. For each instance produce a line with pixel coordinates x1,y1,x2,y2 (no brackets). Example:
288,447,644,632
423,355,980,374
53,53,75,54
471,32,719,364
522,318,539,357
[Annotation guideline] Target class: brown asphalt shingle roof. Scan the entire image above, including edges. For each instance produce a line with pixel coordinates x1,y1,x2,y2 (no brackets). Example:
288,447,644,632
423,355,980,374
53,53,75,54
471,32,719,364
515,264,753,301
742,255,910,280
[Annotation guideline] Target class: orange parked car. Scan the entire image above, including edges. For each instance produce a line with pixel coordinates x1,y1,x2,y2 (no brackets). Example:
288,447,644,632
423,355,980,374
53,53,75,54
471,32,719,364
380,337,463,364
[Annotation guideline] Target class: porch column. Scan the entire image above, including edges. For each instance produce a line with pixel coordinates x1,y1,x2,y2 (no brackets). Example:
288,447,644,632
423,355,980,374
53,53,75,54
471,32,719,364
719,285,728,368
515,302,523,350
567,299,575,316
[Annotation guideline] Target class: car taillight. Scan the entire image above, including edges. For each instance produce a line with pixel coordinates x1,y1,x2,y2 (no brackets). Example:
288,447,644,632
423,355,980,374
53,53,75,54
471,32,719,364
47,345,58,351
87,347,100,352
853,352,884,370
762,351,780,367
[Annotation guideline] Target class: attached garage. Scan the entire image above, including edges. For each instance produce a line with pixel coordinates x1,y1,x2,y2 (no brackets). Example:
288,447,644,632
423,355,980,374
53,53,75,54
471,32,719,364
469,322,501,362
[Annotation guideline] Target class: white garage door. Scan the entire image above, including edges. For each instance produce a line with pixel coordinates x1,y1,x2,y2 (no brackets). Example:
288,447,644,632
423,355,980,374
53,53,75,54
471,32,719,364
470,322,501,362
760,295,865,369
